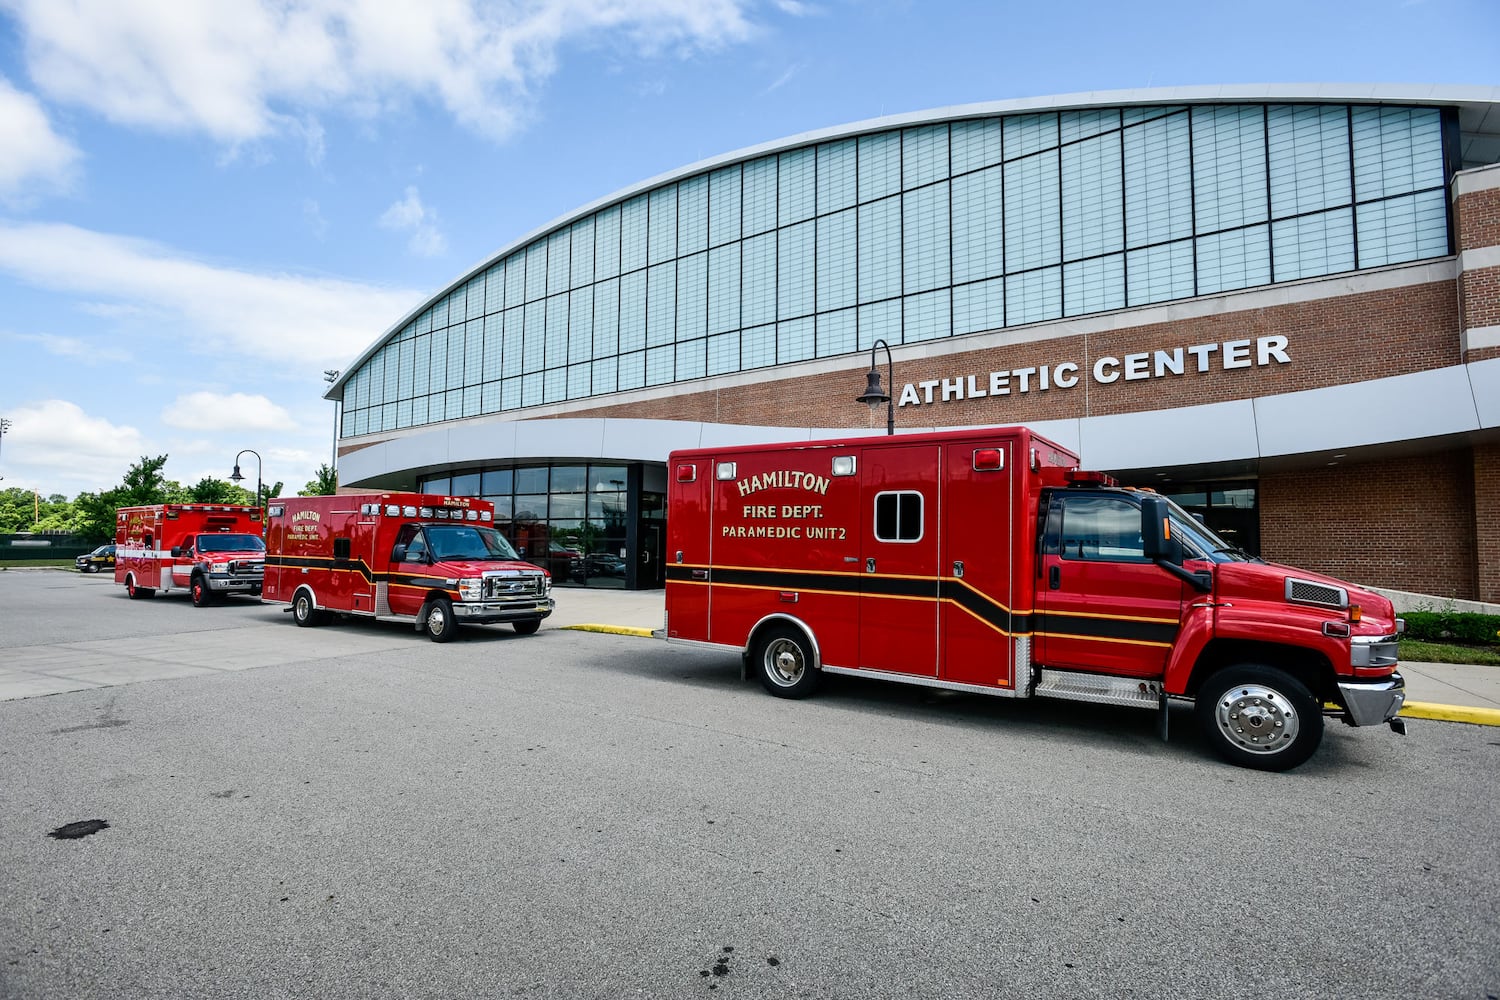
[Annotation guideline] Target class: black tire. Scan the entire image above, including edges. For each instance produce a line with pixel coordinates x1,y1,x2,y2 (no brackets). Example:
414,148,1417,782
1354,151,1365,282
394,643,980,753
424,597,458,643
292,589,321,627
191,575,212,608
512,619,541,635
752,624,820,699
126,578,155,600
1196,664,1323,772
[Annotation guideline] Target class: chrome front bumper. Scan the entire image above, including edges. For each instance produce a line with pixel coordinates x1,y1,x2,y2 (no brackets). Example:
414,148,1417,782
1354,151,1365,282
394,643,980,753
1338,672,1405,726
453,598,554,622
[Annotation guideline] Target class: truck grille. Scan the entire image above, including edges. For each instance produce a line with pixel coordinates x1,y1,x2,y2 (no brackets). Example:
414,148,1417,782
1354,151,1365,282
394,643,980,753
482,573,545,599
1285,578,1347,609
226,560,265,580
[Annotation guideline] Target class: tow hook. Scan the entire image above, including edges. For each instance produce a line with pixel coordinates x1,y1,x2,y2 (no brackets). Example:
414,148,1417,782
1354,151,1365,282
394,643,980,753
1389,717,1407,736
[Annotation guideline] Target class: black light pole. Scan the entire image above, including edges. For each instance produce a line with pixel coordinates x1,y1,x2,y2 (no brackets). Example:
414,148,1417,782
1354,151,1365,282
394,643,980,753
230,449,263,510
855,338,896,435
323,369,341,475
0,417,11,481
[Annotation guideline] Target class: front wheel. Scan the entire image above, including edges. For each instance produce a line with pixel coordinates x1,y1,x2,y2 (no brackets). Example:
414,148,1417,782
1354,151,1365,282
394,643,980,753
424,597,458,643
512,619,541,635
753,624,820,699
1196,664,1323,772
292,589,321,627
191,575,212,608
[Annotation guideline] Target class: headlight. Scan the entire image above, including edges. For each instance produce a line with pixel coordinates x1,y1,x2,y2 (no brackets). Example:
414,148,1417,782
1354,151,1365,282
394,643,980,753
542,573,552,596
458,578,483,602
211,562,229,573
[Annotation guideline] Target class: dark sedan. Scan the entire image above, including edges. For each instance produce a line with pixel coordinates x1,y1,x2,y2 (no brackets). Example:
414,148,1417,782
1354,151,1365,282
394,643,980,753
75,544,116,573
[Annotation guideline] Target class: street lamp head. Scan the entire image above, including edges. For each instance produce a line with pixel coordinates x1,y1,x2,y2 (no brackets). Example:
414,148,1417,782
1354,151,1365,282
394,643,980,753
230,464,243,483
856,368,890,408
323,369,340,383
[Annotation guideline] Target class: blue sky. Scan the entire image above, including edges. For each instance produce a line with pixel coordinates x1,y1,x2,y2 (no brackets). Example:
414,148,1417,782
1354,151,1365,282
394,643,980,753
0,0,1495,497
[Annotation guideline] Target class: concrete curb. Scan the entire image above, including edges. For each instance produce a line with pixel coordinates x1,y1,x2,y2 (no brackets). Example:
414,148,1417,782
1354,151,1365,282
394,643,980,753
1399,701,1500,727
561,624,656,637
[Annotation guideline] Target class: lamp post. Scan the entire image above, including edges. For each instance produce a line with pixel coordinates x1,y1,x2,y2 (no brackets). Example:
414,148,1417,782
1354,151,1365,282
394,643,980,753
323,370,341,475
854,338,896,436
0,417,11,481
230,449,263,510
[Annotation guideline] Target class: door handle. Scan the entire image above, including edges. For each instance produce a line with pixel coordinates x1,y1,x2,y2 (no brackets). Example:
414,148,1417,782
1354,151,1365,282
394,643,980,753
866,558,876,573
1049,565,1060,590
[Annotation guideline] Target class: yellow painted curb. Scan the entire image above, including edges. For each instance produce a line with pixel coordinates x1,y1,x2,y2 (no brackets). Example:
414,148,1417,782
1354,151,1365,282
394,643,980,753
561,624,655,637
1399,701,1500,726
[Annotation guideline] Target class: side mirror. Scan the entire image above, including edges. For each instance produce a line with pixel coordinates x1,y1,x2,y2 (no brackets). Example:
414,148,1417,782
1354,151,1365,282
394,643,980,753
391,544,408,563
1140,497,1180,562
170,546,183,557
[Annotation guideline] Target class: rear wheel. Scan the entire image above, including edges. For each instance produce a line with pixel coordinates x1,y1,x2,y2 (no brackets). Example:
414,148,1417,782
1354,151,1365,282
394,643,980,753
292,589,321,627
512,619,541,635
126,578,155,600
1196,664,1323,772
753,624,820,699
425,597,457,643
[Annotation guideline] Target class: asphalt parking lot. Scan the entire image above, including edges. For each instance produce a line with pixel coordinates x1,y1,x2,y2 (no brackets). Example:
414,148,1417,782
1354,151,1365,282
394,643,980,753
1,572,1498,999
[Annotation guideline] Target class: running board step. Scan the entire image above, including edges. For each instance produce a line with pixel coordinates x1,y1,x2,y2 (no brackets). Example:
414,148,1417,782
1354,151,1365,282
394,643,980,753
1034,669,1163,710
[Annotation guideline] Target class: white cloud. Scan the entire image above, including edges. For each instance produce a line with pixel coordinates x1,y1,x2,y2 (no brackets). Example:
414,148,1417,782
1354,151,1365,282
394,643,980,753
0,400,145,489
379,185,447,257
10,331,131,364
0,75,80,200
0,221,425,367
4,0,759,145
161,391,298,432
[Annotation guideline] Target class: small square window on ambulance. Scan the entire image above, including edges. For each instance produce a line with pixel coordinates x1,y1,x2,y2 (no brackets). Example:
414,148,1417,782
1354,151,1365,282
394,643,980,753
716,462,736,481
419,507,433,518
403,506,417,517
466,510,478,521
268,505,284,517
436,509,449,519
676,463,697,483
973,449,1004,471
480,511,491,522
385,505,400,516
831,456,856,477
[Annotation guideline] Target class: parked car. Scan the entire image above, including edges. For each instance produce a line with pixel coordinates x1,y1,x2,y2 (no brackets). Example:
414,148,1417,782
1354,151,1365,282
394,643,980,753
529,540,585,583
585,552,627,577
75,544,116,573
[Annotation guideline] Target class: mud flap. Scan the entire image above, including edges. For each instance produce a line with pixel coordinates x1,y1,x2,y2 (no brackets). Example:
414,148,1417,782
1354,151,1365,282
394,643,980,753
1157,691,1170,743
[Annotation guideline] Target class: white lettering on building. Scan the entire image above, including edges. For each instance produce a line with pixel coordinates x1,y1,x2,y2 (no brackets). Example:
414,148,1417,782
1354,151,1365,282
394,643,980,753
896,336,1291,407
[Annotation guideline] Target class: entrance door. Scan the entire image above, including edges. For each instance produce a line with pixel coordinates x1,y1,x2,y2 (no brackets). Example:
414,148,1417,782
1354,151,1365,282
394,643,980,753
857,445,940,677
1035,493,1185,678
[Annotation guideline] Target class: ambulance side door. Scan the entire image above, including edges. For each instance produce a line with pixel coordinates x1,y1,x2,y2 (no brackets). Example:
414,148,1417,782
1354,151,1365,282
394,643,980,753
857,444,940,678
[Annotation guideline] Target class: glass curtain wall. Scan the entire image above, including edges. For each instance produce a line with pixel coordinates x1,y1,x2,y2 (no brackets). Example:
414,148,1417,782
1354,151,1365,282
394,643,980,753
420,464,632,589
342,104,1450,437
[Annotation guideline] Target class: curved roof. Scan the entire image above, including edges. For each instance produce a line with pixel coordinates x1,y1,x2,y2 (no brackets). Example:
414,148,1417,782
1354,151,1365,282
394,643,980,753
327,83,1500,400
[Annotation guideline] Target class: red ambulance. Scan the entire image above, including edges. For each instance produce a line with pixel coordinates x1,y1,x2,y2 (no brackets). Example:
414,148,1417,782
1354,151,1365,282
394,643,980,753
664,426,1406,771
261,493,553,642
114,504,266,605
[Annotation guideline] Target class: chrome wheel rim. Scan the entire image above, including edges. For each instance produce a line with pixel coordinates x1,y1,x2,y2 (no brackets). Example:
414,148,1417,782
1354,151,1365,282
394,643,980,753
764,638,805,687
1215,683,1299,755
429,605,448,636
294,595,310,621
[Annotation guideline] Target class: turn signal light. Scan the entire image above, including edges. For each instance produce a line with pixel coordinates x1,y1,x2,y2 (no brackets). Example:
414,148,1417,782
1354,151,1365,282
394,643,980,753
1349,605,1362,623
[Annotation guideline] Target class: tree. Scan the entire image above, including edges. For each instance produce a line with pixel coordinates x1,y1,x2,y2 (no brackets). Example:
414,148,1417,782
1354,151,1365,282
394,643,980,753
117,455,171,506
187,476,252,504
299,463,338,496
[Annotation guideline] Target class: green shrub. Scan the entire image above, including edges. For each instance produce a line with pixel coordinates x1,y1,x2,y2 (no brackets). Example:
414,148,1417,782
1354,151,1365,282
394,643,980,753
1400,609,1500,646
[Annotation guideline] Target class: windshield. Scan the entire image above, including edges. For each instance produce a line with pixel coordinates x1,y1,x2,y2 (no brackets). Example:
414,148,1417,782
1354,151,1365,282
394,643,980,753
1158,495,1252,563
422,524,521,562
196,533,266,554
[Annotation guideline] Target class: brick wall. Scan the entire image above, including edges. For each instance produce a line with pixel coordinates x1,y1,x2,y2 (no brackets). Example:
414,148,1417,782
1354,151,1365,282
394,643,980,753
557,279,1460,430
1476,443,1500,604
1261,450,1477,599
1456,186,1500,253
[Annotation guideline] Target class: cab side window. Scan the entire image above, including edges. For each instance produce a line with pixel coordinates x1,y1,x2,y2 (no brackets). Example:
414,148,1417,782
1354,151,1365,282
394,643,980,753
1058,496,1147,562
392,524,426,563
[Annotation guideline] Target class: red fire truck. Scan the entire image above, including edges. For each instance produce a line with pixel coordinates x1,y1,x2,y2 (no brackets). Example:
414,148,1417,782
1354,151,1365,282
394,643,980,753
114,504,266,605
664,426,1406,771
261,493,554,642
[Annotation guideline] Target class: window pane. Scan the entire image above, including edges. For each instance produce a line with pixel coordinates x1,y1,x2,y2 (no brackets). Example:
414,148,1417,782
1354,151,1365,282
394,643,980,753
816,308,857,357
903,124,949,190
647,261,676,346
1064,254,1125,316
779,147,816,226
595,205,621,279
1062,131,1123,261
648,185,677,265
516,467,548,492
679,174,709,255
1006,267,1062,326
593,278,619,358
903,181,950,294
1127,239,1195,306
481,469,513,494
709,165,742,246
619,271,646,353
1124,111,1192,248
953,277,1004,336
451,473,480,496
1271,207,1354,281
1193,105,1268,234
707,330,740,374
1352,106,1444,202
1196,225,1271,294
743,156,777,236
858,132,899,202
547,230,570,295
1267,104,1350,219
817,208,857,312
570,218,595,288
859,196,902,303
1356,189,1448,267
708,243,741,335
1060,496,1147,560
777,316,814,363
952,166,1004,283
742,323,775,368
904,289,950,343
1005,149,1060,272
525,241,548,302
620,194,648,273
817,139,856,214
677,252,707,342
568,288,592,364
742,232,776,327
778,220,814,319
676,337,707,380
950,117,1002,174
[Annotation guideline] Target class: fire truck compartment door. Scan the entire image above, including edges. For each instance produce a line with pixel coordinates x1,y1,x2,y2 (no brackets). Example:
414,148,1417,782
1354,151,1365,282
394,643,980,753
939,440,1017,689
858,445,939,678
1037,493,1185,678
